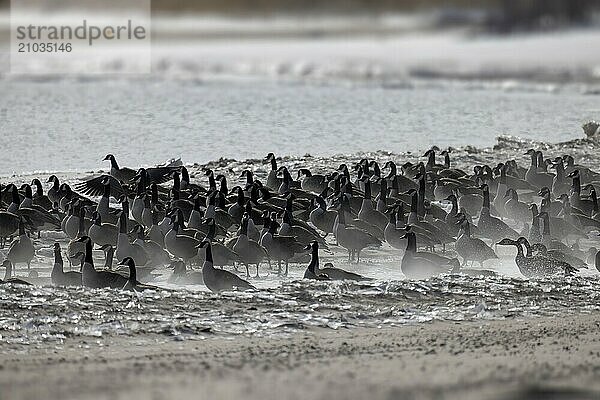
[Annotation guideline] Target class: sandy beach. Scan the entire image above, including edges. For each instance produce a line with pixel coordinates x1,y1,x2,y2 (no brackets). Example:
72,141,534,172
1,312,599,400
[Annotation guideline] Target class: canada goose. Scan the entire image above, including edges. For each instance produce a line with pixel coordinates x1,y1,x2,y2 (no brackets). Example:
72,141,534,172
279,210,325,247
121,257,160,291
30,179,53,210
195,218,239,267
167,260,204,285
95,177,120,225
568,170,594,216
7,219,35,270
582,184,599,221
383,161,418,196
334,208,381,262
130,225,171,267
102,154,138,183
46,175,62,204
1,260,32,285
524,149,553,189
115,203,149,266
538,209,585,243
164,211,200,263
204,190,235,231
0,210,19,248
77,236,129,289
492,164,509,218
303,246,331,281
455,214,498,266
550,157,570,196
51,243,82,286
297,168,327,194
227,187,245,224
66,206,88,265
232,214,267,278
63,200,89,239
406,190,454,249
131,170,150,226
199,241,255,292
384,212,406,250
187,195,204,230
88,211,118,247
497,238,576,277
503,189,530,223
8,185,61,236
265,153,282,190
477,184,519,243
260,214,305,275
309,195,336,236
357,178,387,230
304,241,371,281
400,230,451,279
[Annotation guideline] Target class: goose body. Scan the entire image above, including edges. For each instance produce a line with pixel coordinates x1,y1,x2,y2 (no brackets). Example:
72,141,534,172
456,216,498,266
115,203,149,266
78,236,129,289
401,230,451,279
232,214,267,277
200,241,255,292
121,258,160,291
334,208,382,262
51,243,82,286
7,221,35,269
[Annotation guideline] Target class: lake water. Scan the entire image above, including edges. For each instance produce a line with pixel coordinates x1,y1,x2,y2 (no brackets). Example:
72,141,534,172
1,78,598,174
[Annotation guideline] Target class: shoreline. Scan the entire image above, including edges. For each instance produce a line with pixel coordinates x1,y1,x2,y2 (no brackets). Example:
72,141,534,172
1,312,599,399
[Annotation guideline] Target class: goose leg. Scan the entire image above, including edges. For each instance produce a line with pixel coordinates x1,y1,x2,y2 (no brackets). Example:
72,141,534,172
285,261,289,276
244,264,250,279
277,260,282,275
356,249,361,263
348,250,352,263
255,263,260,278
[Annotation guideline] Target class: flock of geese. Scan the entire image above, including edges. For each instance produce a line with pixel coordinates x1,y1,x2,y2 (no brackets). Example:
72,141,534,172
1,149,599,292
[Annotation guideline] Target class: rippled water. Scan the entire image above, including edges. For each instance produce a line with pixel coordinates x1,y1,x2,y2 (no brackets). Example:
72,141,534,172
0,78,598,174
2,275,599,346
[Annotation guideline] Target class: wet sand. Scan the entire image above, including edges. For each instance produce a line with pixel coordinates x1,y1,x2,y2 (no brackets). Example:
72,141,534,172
1,312,599,400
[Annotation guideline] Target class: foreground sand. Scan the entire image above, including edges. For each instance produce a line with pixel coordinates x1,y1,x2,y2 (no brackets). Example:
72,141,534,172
1,312,599,400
